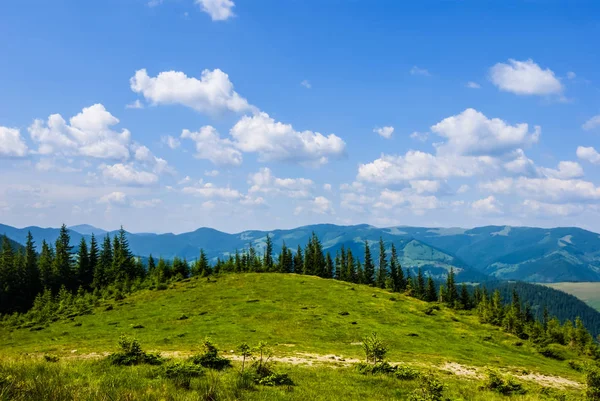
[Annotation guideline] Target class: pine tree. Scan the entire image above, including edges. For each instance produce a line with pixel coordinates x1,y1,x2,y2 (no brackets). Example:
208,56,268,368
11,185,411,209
263,234,274,271
334,251,341,280
114,227,135,281
38,240,54,290
389,243,400,292
460,283,471,310
325,252,334,278
88,234,99,285
426,276,437,302
24,231,41,300
363,241,375,286
339,246,347,281
76,237,92,289
94,235,113,288
193,249,210,276
147,254,156,275
376,237,387,289
293,245,303,274
278,242,293,273
347,249,357,283
416,268,426,300
445,268,458,307
53,224,74,291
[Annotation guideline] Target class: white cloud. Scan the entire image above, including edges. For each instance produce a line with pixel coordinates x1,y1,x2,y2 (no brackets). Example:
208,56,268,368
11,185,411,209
466,81,481,89
374,126,394,139
131,143,173,175
130,68,252,115
28,104,131,160
248,167,313,198
582,115,600,131
300,80,311,89
230,112,345,165
147,0,163,7
99,191,128,205
98,191,161,208
195,0,235,21
567,71,576,80
479,178,514,194
410,66,430,76
410,131,429,142
182,182,241,199
375,189,441,214
181,126,242,166
35,158,81,173
100,163,159,185
357,151,487,185
539,161,584,179
522,199,584,217
409,180,440,194
489,59,563,96
161,135,180,149
457,184,470,194
205,169,220,177
295,196,334,215
340,192,375,213
0,127,28,157
323,183,332,191
577,146,600,164
126,100,144,109
472,196,502,214
502,149,537,176
431,108,540,157
491,176,600,203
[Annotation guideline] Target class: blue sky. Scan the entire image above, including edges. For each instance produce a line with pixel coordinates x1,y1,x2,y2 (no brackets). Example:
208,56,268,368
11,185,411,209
1,0,600,234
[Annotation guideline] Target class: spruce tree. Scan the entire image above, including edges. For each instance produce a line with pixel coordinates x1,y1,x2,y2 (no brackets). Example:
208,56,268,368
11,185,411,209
460,283,471,310
263,234,274,271
0,236,15,312
426,276,437,302
416,268,426,300
147,254,156,275
347,249,357,283
389,243,400,292
53,224,74,291
325,252,334,279
376,237,387,289
334,251,341,280
293,245,303,274
340,246,347,281
194,249,210,276
38,240,54,290
24,231,41,300
363,240,375,286
76,237,92,289
446,267,458,307
88,234,99,283
94,235,113,288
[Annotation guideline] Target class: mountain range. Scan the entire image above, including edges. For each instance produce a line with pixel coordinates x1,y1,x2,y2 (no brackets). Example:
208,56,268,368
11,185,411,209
1,223,600,283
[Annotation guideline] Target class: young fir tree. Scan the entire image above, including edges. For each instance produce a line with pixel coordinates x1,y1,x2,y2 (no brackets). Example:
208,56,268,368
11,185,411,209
53,224,74,291
147,254,156,275
293,245,303,274
307,232,325,277
416,268,426,300
347,249,357,283
88,234,99,284
376,237,387,289
363,240,375,286
263,234,274,272
194,249,210,276
426,276,437,302
325,252,334,279
445,267,458,307
459,283,471,310
278,242,293,273
38,240,54,290
24,231,41,300
389,243,400,292
76,237,92,290
114,227,135,281
334,251,341,280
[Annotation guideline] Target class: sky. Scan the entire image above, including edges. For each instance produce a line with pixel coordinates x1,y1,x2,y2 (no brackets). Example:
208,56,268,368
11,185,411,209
1,0,600,234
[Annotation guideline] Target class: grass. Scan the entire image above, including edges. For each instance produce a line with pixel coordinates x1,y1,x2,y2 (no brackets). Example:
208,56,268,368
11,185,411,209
545,282,600,312
0,273,594,399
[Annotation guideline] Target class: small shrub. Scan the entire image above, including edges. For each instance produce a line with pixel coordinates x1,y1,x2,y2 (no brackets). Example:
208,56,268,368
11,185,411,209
481,369,525,395
108,335,163,366
356,361,395,375
567,360,583,372
395,364,420,380
156,283,168,291
538,345,566,361
587,366,600,401
257,373,294,386
409,372,445,401
164,361,204,389
189,338,232,370
362,332,387,364
43,354,60,363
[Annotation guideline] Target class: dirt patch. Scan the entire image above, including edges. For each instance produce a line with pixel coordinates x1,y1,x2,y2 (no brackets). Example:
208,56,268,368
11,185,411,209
441,362,481,379
518,372,581,389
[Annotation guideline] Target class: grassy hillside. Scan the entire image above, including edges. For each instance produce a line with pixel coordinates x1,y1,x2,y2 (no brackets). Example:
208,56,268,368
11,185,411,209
0,274,594,400
546,282,600,312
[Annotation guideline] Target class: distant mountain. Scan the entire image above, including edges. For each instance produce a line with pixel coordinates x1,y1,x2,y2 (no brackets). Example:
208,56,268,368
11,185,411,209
68,224,108,236
2,223,600,283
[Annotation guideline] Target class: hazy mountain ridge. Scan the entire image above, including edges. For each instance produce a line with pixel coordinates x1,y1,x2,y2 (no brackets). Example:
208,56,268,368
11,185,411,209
2,223,600,283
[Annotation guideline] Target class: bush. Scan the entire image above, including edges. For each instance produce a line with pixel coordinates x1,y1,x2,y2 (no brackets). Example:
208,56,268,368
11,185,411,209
164,361,204,389
481,369,525,396
395,363,420,380
409,372,445,401
188,338,232,370
538,345,567,361
107,335,163,366
362,332,387,364
356,361,396,375
587,366,600,401
567,360,584,372
256,372,294,386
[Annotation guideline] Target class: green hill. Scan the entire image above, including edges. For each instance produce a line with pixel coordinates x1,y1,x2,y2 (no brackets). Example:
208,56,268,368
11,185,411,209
0,274,593,400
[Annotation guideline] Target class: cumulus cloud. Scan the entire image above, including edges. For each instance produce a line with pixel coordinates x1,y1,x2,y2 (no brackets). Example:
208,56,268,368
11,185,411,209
472,196,503,214
522,199,584,217
28,104,131,159
182,182,241,199
98,191,128,205
409,180,441,194
230,112,345,165
130,69,253,115
466,81,481,89
410,131,429,142
582,115,600,131
131,143,173,175
375,189,441,214
481,176,600,203
100,163,159,185
98,191,162,208
126,100,144,109
0,127,28,157
248,167,314,198
539,161,584,179
577,146,600,164
431,108,540,157
195,0,235,21
161,135,181,149
489,59,563,96
205,169,220,177
181,126,243,166
295,196,334,215
374,126,394,139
